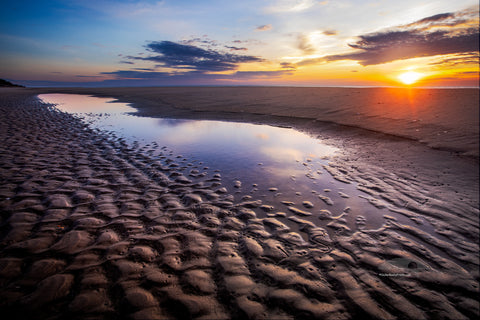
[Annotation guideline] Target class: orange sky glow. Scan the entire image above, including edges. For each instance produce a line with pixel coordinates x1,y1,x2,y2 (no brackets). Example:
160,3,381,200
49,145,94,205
1,1,478,87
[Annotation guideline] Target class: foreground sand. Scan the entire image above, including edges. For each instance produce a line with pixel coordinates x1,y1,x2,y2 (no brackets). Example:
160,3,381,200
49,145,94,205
0,88,479,319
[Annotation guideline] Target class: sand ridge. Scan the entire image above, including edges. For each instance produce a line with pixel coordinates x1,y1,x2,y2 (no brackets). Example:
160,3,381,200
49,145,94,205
0,88,479,319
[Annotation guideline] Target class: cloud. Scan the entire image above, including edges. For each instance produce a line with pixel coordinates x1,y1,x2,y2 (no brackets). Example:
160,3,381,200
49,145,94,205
131,41,263,72
297,34,315,54
101,70,172,79
338,31,478,66
456,71,479,75
102,69,292,82
17,67,294,87
322,30,337,36
429,53,479,67
227,70,293,79
75,75,104,78
402,7,478,30
301,7,479,66
99,38,294,86
423,70,479,84
180,37,219,48
409,12,455,25
280,62,296,70
256,24,273,31
265,0,317,13
225,46,248,51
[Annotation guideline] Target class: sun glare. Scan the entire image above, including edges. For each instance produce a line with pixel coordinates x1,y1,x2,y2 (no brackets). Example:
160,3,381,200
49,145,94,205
398,71,422,85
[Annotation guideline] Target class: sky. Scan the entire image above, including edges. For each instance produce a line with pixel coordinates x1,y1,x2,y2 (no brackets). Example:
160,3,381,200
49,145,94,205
0,0,478,87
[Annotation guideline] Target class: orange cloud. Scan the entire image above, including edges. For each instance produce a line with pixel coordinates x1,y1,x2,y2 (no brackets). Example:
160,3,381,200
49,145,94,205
256,24,273,31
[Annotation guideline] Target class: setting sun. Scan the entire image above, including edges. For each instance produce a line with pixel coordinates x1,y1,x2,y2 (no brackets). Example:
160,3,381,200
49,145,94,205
398,71,423,85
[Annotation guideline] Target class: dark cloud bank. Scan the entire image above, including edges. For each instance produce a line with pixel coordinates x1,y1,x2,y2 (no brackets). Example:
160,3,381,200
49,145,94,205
140,41,262,71
99,40,291,85
299,7,479,66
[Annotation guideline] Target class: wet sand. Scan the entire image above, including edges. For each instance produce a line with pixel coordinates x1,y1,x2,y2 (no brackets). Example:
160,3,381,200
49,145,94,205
29,86,479,157
0,87,479,319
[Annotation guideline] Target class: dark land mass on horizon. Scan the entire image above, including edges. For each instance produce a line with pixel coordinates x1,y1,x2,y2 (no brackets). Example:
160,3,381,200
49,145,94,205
0,79,24,88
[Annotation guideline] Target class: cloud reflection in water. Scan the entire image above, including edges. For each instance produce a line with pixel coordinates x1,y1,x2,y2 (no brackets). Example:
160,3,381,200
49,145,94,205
39,93,339,202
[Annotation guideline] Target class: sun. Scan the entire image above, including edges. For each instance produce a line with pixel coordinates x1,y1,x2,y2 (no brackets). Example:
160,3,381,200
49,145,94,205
398,71,422,85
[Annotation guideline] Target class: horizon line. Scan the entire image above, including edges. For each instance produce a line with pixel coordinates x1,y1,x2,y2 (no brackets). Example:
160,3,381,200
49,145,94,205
17,84,480,89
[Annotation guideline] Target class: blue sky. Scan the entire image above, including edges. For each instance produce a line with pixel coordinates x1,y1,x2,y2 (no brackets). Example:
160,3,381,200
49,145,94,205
1,0,478,86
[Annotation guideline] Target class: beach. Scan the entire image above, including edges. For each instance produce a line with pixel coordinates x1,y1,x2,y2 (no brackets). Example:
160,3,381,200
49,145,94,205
30,86,480,157
0,87,478,319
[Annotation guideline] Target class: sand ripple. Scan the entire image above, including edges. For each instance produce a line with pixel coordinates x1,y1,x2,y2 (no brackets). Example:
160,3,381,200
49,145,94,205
0,90,478,319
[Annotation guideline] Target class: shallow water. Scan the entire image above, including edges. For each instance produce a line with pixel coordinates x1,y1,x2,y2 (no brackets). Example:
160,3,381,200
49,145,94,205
38,94,439,235
39,94,334,186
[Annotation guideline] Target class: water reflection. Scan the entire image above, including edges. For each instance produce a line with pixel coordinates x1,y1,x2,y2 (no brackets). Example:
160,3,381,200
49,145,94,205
39,93,336,156
260,146,304,163
39,93,410,231
157,119,194,127
39,92,341,199
36,93,464,270
38,94,135,114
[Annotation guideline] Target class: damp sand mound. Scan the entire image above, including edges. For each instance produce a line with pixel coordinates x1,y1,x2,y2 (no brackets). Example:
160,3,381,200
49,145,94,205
0,88,479,319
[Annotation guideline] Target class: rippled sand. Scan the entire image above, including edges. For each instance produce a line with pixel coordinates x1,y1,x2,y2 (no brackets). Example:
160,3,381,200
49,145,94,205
0,88,478,319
